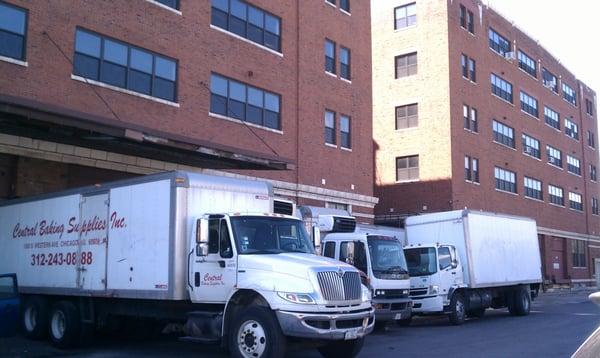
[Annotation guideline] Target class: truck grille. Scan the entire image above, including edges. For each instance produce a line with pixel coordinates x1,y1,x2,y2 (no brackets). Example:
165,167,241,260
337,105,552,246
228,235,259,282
409,288,428,296
273,200,294,215
317,271,361,301
332,217,356,233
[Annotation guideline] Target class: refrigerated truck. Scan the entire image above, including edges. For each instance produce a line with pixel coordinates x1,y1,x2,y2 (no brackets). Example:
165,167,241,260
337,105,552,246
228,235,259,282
0,171,374,358
404,210,542,325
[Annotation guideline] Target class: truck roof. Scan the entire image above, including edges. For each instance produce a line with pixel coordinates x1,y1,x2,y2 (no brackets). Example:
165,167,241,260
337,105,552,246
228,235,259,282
405,209,536,227
323,232,398,242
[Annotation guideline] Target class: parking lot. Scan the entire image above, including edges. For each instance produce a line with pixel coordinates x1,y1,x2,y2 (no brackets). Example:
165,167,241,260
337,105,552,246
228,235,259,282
1,290,599,357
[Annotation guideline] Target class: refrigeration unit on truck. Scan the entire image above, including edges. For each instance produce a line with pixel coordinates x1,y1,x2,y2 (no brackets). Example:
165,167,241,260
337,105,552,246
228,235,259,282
0,171,374,358
298,207,412,326
403,210,542,325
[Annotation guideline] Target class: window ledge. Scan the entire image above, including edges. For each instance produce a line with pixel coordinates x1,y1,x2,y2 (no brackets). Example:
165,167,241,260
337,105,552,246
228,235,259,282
394,25,417,33
524,196,544,203
521,110,539,121
588,146,596,151
0,55,28,67
569,208,584,214
465,180,481,185
495,188,518,196
518,67,538,82
545,123,562,133
209,25,283,58
492,141,517,151
523,153,542,161
548,163,564,170
463,128,479,135
71,74,180,107
491,93,515,107
542,85,560,96
340,77,352,84
341,146,352,152
396,179,420,184
208,112,283,134
324,1,336,8
397,126,419,132
325,142,338,148
340,8,351,16
145,0,182,15
567,171,582,178
549,203,565,209
563,98,578,108
566,135,580,142
325,71,338,78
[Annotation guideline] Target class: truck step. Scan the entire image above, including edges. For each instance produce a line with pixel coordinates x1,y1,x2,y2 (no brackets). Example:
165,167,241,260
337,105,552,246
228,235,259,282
179,336,220,344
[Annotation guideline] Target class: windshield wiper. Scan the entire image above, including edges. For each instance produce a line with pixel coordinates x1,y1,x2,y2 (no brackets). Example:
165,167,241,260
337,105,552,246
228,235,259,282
242,249,283,255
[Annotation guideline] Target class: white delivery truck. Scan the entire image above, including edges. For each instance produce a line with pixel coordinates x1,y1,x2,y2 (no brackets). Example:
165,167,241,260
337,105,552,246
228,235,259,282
0,172,374,357
403,210,542,325
299,207,412,326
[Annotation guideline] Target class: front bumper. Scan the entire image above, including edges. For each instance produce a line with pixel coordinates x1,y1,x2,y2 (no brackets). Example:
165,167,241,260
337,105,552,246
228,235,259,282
276,307,375,340
373,297,412,321
410,295,444,314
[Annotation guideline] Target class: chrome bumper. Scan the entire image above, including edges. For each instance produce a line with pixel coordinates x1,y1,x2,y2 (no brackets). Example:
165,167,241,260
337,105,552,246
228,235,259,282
275,308,375,340
373,297,412,321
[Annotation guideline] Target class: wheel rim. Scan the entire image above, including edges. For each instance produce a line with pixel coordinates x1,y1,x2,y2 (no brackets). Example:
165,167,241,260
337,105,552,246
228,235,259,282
456,299,465,320
237,319,267,358
24,306,37,332
522,292,530,311
51,310,66,340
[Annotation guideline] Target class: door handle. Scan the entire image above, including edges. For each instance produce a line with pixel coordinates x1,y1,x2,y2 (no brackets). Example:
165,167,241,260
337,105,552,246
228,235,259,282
451,272,456,275
218,260,226,268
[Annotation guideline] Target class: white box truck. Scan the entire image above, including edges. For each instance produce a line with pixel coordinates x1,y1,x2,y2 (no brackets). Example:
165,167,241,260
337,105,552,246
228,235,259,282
0,172,374,358
403,210,542,325
298,206,412,327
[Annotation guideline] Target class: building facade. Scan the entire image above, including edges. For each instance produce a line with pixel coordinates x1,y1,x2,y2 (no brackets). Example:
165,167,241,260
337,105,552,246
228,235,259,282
0,0,377,220
372,0,600,286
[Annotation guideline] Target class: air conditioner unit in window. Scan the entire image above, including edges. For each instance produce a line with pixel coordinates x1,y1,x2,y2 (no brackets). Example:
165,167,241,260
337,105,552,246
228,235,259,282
524,147,533,155
543,82,556,90
549,157,557,165
504,52,516,61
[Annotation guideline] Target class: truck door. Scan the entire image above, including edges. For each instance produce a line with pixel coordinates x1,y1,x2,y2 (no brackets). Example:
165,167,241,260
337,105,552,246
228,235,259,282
0,274,19,337
437,246,459,295
190,216,236,303
77,193,109,291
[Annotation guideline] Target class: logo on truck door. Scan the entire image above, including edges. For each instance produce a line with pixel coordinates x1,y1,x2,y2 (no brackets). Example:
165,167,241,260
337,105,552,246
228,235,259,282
202,273,225,286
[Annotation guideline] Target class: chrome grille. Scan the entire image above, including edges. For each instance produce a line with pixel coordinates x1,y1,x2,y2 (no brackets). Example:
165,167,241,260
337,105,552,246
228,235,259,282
317,271,361,301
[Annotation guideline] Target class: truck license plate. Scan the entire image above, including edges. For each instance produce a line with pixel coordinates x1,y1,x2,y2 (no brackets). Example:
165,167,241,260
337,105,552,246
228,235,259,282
394,313,403,320
344,329,359,340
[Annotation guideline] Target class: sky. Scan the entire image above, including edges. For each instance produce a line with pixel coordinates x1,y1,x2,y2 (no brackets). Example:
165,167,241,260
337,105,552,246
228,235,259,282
484,0,600,97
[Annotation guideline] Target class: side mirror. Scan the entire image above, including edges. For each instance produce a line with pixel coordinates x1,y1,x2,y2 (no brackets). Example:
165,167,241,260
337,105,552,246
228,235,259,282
312,226,321,248
196,218,209,244
196,243,209,257
451,260,458,269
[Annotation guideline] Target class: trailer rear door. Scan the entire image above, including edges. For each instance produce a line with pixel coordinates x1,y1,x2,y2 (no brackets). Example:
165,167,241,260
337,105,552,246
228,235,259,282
77,193,109,291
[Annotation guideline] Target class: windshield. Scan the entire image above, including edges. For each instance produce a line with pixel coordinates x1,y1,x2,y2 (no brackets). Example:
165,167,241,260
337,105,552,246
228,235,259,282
230,216,315,255
404,247,437,276
367,236,409,278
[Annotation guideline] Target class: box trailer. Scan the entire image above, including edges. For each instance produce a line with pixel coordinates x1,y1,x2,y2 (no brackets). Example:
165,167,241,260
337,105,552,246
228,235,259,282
403,210,542,325
0,171,373,357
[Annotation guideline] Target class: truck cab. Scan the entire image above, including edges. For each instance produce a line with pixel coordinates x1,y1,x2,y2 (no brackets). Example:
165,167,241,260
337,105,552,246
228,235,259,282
322,233,412,325
404,244,463,315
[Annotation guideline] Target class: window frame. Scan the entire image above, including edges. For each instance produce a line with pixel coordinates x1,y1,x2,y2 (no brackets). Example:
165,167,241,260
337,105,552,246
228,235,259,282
566,155,581,176
339,0,350,13
324,110,336,145
524,176,543,201
488,28,511,56
0,0,28,62
542,67,558,93
394,2,416,30
396,155,419,182
395,52,417,79
340,114,351,149
395,103,418,130
520,90,539,118
494,167,517,194
491,73,513,103
548,184,564,206
562,82,577,106
340,46,351,80
544,106,560,130
517,50,537,78
325,39,336,74
522,133,541,159
569,191,583,212
153,0,180,10
572,240,586,268
592,198,599,216
565,118,579,140
546,145,563,168
492,119,515,149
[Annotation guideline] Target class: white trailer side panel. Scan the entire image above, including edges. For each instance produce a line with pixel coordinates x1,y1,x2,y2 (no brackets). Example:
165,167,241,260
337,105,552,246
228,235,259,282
466,212,541,288
106,179,172,294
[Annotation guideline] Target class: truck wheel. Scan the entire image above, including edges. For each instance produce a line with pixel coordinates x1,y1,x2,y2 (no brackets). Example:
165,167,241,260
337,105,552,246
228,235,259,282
22,296,49,340
448,293,466,325
229,306,286,358
318,338,365,358
512,286,531,316
48,301,81,349
396,316,412,326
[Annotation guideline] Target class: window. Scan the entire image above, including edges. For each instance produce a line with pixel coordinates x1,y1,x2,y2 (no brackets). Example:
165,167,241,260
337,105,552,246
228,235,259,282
586,98,595,116
323,241,336,259
588,131,596,148
155,0,179,10
562,82,577,106
340,0,350,12
325,39,336,74
572,240,586,267
590,165,597,181
549,185,564,206
459,4,466,28
326,0,335,4
520,91,539,117
488,28,511,56
495,167,516,193
340,241,368,274
491,73,513,103
461,54,476,82
593,198,599,216
340,115,351,149
465,156,479,183
567,155,581,176
438,246,452,270
463,105,478,132
210,73,281,130
0,1,27,61
565,119,579,140
396,155,419,182
524,177,542,200
569,192,583,212
340,47,351,80
219,219,233,258
211,0,281,52
546,145,562,168
522,134,540,159
327,202,349,211
394,3,416,30
395,52,417,78
493,120,515,148
467,9,474,33
324,110,336,145
544,106,560,130
542,68,558,93
396,103,418,129
73,28,177,102
517,50,536,77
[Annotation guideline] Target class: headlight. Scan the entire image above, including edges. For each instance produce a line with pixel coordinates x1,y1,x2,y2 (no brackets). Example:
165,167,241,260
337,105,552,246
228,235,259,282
277,292,316,304
375,290,386,297
429,285,439,295
361,285,372,302
402,289,409,295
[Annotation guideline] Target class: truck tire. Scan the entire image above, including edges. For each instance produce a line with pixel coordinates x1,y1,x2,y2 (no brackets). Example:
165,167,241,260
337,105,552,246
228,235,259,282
22,296,49,340
512,286,531,316
448,292,466,325
318,338,365,358
228,306,286,358
48,301,81,349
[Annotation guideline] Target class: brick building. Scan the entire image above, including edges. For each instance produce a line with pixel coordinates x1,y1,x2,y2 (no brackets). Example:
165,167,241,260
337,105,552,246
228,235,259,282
372,0,600,287
0,0,377,220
